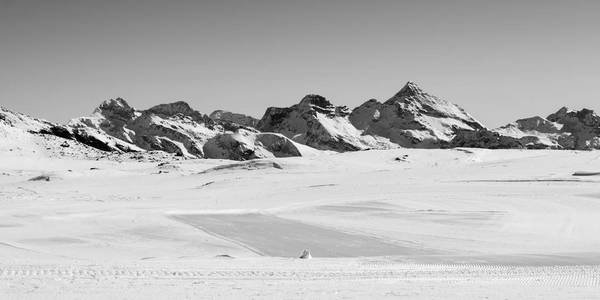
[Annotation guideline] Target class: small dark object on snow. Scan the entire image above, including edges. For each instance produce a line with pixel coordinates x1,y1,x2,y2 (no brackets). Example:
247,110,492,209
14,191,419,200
573,171,600,176
29,175,50,182
395,155,409,162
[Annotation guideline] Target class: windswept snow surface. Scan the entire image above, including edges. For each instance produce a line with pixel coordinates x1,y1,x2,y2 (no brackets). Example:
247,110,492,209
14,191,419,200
1,148,600,298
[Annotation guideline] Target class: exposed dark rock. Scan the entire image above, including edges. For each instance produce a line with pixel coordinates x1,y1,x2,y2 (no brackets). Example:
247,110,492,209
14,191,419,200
209,110,259,128
547,107,600,150
450,129,524,149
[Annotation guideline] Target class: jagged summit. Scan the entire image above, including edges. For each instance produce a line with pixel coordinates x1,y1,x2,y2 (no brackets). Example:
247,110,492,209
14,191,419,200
146,101,199,117
94,98,135,120
298,94,334,109
209,110,259,128
350,82,484,148
296,94,350,117
391,81,425,99
384,82,482,127
97,97,131,109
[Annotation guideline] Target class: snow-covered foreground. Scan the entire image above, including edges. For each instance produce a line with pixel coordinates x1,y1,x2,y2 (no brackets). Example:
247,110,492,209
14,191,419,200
1,147,600,298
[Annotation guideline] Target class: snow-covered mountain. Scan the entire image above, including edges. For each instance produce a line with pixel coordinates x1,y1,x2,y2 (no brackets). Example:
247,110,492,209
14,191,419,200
67,98,304,159
69,99,224,157
4,83,600,159
1,104,141,153
493,116,573,149
349,82,484,148
489,107,600,150
257,94,394,152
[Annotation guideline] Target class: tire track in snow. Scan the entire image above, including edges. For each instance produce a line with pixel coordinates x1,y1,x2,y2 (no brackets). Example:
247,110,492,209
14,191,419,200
0,264,599,286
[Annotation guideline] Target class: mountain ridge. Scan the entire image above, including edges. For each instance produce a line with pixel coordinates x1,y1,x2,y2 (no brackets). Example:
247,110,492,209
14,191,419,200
3,81,600,160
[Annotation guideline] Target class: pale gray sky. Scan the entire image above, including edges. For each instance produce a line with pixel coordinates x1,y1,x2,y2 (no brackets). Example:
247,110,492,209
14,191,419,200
1,0,599,127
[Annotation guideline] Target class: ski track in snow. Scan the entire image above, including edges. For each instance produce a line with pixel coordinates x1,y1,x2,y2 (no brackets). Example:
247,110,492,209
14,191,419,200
1,263,599,285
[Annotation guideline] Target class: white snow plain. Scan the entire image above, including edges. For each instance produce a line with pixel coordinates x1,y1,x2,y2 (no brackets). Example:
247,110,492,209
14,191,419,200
1,144,600,299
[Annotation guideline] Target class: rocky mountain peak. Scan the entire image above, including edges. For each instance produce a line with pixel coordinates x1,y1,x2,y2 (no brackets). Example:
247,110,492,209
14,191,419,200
548,107,600,127
298,94,334,109
350,82,484,148
94,98,135,121
392,81,424,99
257,94,387,151
209,110,259,128
146,101,195,117
297,94,350,117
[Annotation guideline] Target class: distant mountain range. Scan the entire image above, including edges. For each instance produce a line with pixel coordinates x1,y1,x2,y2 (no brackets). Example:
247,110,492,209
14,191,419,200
2,81,599,160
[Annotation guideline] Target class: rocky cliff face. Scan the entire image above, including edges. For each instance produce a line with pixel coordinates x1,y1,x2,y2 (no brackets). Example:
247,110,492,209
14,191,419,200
450,129,525,149
350,82,484,148
547,107,600,150
209,110,259,128
257,95,392,151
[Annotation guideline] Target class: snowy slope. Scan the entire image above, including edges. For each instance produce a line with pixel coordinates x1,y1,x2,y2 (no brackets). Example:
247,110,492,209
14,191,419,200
1,106,140,156
1,147,600,298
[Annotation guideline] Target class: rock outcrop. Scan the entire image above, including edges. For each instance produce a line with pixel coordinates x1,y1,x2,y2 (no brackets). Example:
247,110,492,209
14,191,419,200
450,129,524,149
547,107,600,150
257,95,391,151
350,82,484,148
209,110,259,128
203,129,302,160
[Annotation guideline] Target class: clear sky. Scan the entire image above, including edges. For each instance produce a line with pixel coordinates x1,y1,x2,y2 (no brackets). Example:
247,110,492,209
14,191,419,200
1,0,599,127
